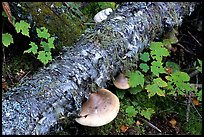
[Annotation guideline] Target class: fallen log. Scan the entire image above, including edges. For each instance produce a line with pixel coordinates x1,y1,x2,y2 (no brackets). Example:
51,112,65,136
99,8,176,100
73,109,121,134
2,2,200,135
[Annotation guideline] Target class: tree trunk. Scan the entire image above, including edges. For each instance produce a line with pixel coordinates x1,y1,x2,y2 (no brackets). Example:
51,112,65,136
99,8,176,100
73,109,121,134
2,2,200,135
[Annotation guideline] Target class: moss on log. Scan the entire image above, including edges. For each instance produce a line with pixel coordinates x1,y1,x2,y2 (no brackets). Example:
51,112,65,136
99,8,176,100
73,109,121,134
2,2,200,135
9,2,88,48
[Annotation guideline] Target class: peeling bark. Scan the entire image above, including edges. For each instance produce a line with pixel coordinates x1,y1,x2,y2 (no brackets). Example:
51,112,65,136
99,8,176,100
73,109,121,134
2,2,200,135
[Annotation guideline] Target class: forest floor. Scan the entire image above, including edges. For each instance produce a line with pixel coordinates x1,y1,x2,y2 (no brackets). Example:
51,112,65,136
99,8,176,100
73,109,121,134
2,3,202,135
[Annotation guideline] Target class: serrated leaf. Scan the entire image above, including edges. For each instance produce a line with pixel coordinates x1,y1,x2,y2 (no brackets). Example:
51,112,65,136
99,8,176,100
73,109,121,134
197,90,202,101
151,48,170,61
128,86,142,95
15,20,30,37
150,42,163,51
165,61,180,72
37,51,52,65
48,37,55,49
153,78,167,88
140,52,150,62
176,82,191,92
127,71,144,88
36,27,50,39
41,41,50,52
24,42,38,54
139,63,149,73
125,106,137,117
140,108,155,120
196,59,202,73
2,33,13,47
151,61,166,76
146,83,165,98
2,11,7,18
170,71,190,82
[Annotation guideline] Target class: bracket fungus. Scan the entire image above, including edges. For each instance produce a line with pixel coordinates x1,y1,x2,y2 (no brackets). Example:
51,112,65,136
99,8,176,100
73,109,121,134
113,73,130,89
94,8,113,23
75,88,120,127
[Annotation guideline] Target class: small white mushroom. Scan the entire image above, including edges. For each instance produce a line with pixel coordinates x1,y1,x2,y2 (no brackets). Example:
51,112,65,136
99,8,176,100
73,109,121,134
75,88,120,127
113,73,130,90
94,8,113,23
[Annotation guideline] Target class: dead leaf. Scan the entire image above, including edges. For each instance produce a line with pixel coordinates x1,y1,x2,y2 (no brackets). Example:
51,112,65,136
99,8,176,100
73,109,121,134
165,68,173,74
192,98,199,106
135,120,142,126
120,125,128,133
2,78,8,91
169,118,177,128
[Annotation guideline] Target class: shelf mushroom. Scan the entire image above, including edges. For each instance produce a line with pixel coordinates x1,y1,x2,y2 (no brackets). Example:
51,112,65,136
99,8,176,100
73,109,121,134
113,73,130,89
75,88,120,127
94,8,113,23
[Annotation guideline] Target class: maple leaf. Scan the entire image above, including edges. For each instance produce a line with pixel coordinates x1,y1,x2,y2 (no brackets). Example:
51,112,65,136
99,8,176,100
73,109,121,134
146,83,165,98
125,106,137,117
37,51,52,65
15,20,30,37
153,78,167,88
140,108,155,120
140,52,150,62
24,42,38,54
139,63,149,73
127,71,144,88
151,61,166,76
2,33,13,47
36,27,50,39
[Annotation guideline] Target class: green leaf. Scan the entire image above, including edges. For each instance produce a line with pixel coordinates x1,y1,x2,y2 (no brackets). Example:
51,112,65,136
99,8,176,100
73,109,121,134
24,42,38,54
2,11,7,18
153,78,167,88
48,37,55,49
36,27,50,39
140,52,150,62
15,20,30,37
41,41,50,52
151,48,170,61
146,83,165,98
150,42,163,51
127,71,144,88
139,63,149,73
140,108,155,120
116,89,126,99
196,59,202,73
125,106,137,117
128,86,142,95
37,51,52,65
170,71,190,82
2,33,13,47
151,61,166,76
197,90,202,101
165,61,180,72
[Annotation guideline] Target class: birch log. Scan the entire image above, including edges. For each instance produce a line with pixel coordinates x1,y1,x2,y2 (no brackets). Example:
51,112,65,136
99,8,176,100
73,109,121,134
2,2,199,135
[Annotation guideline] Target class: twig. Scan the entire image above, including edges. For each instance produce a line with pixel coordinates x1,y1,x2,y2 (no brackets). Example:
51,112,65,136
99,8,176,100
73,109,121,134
139,118,162,133
190,98,202,119
187,30,202,47
190,83,202,89
19,70,31,85
186,92,191,122
176,43,197,56
189,70,200,78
